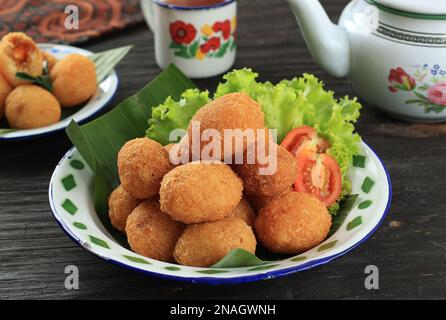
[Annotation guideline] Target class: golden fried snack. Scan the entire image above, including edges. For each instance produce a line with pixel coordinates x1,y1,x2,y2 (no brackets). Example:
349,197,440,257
118,138,174,199
0,74,12,120
160,161,243,224
0,32,43,87
41,51,57,71
187,92,264,161
5,85,61,129
163,142,186,167
246,188,292,213
108,185,142,233
50,54,97,107
255,192,332,254
166,135,196,166
174,218,257,267
230,198,256,227
233,145,297,197
126,199,185,262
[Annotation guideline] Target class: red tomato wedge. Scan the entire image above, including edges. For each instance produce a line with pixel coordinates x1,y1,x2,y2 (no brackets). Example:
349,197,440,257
281,126,330,157
294,150,342,207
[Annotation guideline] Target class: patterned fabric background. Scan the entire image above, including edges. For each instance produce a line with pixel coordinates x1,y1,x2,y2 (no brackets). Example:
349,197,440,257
0,0,143,44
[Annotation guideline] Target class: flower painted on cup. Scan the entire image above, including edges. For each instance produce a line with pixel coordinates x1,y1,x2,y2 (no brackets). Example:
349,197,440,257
200,37,221,54
169,18,236,60
201,24,214,37
170,21,197,45
388,67,416,92
196,50,206,60
213,20,231,40
427,82,446,106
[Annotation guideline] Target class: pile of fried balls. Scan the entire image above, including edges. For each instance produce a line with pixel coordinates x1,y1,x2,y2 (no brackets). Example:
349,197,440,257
0,32,97,129
109,92,332,267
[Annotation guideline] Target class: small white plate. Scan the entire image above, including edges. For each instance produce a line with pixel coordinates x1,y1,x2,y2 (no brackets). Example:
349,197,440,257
0,44,118,141
49,141,392,284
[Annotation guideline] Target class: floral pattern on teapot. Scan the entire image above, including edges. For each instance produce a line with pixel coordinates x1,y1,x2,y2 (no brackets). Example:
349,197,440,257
388,65,446,114
169,17,236,60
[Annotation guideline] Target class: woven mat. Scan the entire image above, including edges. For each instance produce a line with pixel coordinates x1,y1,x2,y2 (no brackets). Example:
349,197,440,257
0,0,143,44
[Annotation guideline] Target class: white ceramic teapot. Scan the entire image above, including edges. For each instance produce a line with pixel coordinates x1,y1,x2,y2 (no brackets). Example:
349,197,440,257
287,0,446,122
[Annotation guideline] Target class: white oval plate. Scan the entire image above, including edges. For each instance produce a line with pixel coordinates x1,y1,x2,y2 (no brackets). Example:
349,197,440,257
0,44,118,141
48,141,391,284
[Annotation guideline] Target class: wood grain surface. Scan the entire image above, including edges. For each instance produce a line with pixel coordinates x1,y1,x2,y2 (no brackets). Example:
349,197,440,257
0,0,445,300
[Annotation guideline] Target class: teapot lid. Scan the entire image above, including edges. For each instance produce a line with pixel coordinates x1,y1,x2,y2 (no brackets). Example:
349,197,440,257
371,0,446,15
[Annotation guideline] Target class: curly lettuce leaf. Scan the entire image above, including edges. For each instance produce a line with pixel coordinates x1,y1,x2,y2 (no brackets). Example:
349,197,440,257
215,68,262,98
146,89,210,145
256,83,304,142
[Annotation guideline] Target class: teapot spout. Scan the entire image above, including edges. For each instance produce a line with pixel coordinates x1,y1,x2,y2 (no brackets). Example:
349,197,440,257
287,0,350,77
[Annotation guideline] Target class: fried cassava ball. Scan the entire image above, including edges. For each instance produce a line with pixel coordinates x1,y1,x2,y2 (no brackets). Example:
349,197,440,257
246,187,293,213
187,92,264,161
0,74,12,120
126,199,185,262
230,198,256,227
255,192,332,254
160,161,243,224
0,32,43,87
50,54,97,107
174,218,257,267
233,144,297,197
5,85,61,129
108,185,142,233
118,138,174,199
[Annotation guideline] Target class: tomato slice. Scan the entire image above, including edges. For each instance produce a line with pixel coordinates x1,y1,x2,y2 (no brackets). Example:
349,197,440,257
281,126,330,157
294,150,342,206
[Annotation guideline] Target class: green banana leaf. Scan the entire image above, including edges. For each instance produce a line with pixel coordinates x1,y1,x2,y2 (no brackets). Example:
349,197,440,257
0,128,14,135
90,45,133,83
65,65,359,268
212,249,266,268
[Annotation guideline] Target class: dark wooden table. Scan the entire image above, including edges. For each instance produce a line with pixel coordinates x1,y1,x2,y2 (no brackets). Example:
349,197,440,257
1,0,445,300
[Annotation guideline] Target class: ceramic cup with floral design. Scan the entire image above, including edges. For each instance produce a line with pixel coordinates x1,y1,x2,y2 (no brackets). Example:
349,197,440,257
140,0,237,78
